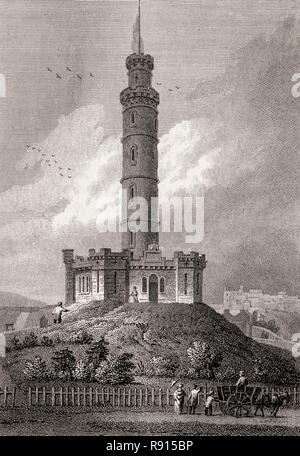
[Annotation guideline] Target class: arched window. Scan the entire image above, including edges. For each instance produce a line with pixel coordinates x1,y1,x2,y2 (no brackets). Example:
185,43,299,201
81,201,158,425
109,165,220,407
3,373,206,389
196,273,200,294
184,273,188,295
130,145,137,163
129,184,136,199
86,276,90,293
142,277,147,293
130,231,135,247
130,111,136,126
113,271,117,294
160,277,165,293
82,276,85,293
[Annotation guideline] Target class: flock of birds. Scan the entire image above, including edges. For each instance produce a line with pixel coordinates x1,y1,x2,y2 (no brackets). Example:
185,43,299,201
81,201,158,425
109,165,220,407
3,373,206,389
155,82,181,92
46,65,94,81
24,144,72,180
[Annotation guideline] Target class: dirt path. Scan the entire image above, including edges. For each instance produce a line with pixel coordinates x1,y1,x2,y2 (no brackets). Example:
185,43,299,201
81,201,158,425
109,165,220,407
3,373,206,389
0,408,299,436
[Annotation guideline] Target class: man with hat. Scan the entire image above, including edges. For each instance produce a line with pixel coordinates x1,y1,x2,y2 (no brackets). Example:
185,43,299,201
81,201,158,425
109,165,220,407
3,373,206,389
173,383,186,415
236,370,248,392
205,389,215,416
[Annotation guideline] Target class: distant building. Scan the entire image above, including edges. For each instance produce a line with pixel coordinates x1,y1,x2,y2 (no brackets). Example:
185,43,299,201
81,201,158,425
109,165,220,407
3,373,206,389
0,306,55,333
221,286,300,316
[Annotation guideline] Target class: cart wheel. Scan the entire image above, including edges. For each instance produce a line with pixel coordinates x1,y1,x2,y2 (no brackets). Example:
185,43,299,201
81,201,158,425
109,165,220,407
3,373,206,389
227,392,252,417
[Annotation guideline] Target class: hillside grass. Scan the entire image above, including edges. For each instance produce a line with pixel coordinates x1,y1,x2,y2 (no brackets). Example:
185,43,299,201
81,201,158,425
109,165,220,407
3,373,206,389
5,301,299,386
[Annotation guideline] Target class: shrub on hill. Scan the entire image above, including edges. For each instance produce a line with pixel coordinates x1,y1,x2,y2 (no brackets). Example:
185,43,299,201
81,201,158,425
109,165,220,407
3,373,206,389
23,356,50,381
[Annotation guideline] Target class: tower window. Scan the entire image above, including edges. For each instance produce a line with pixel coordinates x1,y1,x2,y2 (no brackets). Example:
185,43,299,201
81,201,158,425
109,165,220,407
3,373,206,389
130,231,136,247
154,118,158,131
142,277,147,293
130,111,136,126
97,270,100,293
130,184,136,199
130,145,137,163
114,271,117,294
79,276,82,293
196,273,200,294
82,276,85,293
160,277,165,293
184,273,188,295
86,276,90,293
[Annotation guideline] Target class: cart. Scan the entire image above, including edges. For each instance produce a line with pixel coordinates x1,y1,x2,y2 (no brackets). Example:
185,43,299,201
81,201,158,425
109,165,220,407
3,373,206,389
216,385,263,417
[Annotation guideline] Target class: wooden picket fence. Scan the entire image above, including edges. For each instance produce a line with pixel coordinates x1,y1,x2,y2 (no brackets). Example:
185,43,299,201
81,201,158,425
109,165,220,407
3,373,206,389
27,385,183,408
0,387,16,407
27,384,300,408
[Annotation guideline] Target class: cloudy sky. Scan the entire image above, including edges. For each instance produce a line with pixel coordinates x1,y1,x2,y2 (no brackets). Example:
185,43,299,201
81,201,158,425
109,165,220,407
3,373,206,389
0,0,299,305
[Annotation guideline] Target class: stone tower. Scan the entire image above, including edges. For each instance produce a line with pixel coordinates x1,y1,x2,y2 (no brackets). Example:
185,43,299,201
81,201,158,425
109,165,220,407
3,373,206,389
120,16,160,259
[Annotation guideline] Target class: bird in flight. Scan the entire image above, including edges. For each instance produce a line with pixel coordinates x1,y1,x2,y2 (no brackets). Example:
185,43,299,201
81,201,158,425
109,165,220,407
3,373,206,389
90,72,94,77
156,82,162,86
26,144,30,149
56,73,62,79
77,74,82,80
168,89,173,92
47,67,52,72
176,86,180,90
60,173,64,177
66,66,72,72
68,176,72,179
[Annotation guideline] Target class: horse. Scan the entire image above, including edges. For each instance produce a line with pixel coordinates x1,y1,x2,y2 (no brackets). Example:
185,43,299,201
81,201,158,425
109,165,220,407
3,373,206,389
254,390,289,417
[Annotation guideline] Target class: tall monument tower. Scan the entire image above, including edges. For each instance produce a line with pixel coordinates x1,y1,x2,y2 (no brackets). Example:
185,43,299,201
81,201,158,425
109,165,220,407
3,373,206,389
120,1,160,259
62,1,206,306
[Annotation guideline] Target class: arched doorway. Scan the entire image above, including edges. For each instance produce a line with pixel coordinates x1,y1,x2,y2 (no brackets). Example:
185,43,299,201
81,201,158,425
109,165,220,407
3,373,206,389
149,274,158,302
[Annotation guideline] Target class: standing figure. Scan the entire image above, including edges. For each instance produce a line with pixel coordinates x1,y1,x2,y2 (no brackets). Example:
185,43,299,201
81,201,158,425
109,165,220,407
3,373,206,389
236,370,248,392
188,384,200,414
173,383,186,415
52,302,69,324
204,389,215,416
130,286,139,303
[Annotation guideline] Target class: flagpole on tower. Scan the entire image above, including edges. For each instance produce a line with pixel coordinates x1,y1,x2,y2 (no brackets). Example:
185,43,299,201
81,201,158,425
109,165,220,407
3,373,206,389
138,0,141,54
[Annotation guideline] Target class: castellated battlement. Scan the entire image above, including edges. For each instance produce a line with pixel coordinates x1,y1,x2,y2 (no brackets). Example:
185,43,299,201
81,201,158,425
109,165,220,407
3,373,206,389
126,53,154,72
120,87,159,109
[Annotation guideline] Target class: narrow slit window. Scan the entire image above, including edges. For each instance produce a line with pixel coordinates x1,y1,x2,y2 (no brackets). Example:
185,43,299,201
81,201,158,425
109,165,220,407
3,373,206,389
160,277,165,293
97,270,100,293
114,271,117,294
82,276,85,293
142,277,147,293
184,273,188,295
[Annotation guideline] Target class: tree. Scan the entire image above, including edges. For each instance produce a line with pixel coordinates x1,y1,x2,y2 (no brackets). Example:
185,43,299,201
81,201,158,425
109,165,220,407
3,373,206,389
22,332,38,348
72,360,94,381
51,348,76,380
95,352,135,384
86,337,109,368
23,356,49,380
187,341,223,380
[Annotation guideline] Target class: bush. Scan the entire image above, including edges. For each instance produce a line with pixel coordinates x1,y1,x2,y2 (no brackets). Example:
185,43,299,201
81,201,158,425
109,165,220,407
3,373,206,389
86,338,109,367
95,352,135,385
147,356,179,377
11,336,22,350
70,330,94,345
40,336,54,347
51,348,76,380
23,356,49,380
215,366,237,382
187,341,223,380
22,332,39,349
72,360,95,381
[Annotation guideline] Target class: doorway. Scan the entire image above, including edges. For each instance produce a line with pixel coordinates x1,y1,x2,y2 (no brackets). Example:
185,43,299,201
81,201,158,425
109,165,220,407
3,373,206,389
149,274,158,302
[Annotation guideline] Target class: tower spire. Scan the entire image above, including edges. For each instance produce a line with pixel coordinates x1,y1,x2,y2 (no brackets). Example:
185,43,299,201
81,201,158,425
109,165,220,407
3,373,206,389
132,0,144,54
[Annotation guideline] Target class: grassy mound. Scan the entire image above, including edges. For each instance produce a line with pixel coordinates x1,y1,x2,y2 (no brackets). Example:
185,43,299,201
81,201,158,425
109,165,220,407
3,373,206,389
5,301,299,385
